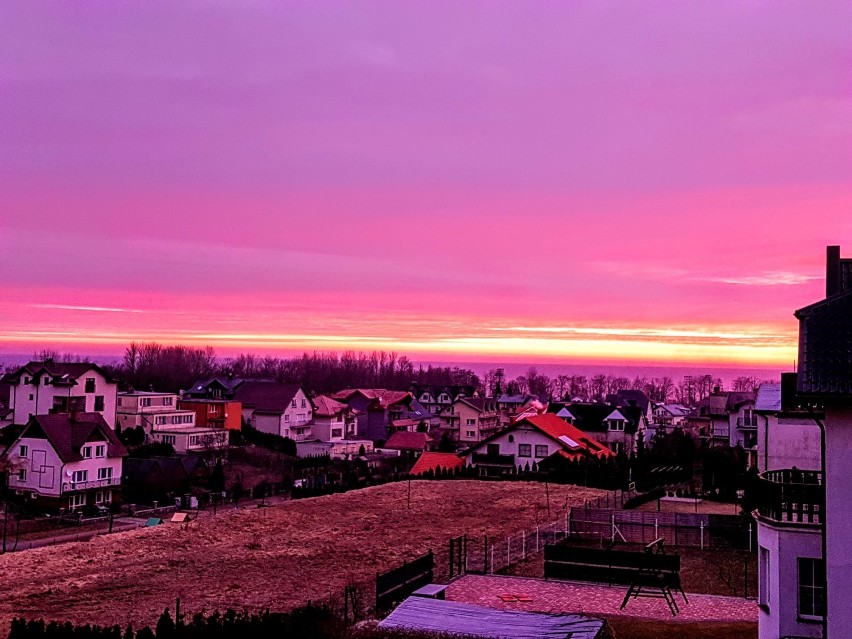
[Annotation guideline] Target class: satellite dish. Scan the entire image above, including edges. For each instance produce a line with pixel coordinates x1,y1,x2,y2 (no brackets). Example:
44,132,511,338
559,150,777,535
66,470,73,477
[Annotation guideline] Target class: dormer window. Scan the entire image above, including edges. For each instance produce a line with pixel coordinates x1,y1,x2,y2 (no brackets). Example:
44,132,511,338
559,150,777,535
95,444,106,458
608,419,625,431
82,446,92,459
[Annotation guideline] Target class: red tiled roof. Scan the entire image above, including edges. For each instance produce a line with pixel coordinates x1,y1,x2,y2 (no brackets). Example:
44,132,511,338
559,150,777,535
410,452,465,475
515,414,614,458
312,395,347,417
384,431,429,451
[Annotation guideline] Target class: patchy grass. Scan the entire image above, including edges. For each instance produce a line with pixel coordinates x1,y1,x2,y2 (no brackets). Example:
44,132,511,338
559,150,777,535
0,481,602,634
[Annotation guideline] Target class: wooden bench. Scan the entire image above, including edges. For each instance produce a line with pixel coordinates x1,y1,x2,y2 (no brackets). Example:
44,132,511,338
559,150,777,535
412,584,448,600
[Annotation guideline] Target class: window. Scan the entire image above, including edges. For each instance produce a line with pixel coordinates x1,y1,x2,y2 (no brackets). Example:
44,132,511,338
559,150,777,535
466,418,476,426
19,445,28,457
94,396,105,411
81,446,92,459
535,445,549,458
163,397,173,406
284,414,290,422
331,428,343,438
608,419,625,431
798,558,825,618
69,494,86,509
611,442,624,454
97,467,113,480
487,444,500,456
29,394,34,401
85,378,96,393
43,376,50,385
161,435,176,445
301,398,307,408
18,469,26,481
141,397,152,407
758,546,770,609
95,445,106,458
465,431,476,438
518,444,532,458
291,399,297,408
72,470,88,483
95,491,105,504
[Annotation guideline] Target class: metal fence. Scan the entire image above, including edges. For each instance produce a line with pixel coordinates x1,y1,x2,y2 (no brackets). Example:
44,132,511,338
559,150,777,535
569,508,755,550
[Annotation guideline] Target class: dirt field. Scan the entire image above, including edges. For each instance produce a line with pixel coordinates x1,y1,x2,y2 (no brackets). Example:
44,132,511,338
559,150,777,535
0,481,601,632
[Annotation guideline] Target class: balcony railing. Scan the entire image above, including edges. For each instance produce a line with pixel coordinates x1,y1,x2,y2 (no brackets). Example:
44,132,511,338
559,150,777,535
737,416,758,429
756,469,823,525
63,476,121,493
471,452,515,466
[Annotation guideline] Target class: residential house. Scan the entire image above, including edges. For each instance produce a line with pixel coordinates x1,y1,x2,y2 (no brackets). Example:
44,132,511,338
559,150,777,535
149,426,227,454
233,381,312,440
691,390,758,462
177,399,242,431
464,413,613,476
3,412,127,511
330,389,414,442
495,394,535,428
652,403,691,429
410,384,478,416
182,377,248,400
558,402,644,456
2,361,118,426
117,391,196,434
383,431,430,459
311,395,356,442
438,396,500,446
771,244,852,639
607,390,654,425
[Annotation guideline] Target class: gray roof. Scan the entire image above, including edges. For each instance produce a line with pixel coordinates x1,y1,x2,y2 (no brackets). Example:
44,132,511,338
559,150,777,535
755,383,782,413
380,597,605,639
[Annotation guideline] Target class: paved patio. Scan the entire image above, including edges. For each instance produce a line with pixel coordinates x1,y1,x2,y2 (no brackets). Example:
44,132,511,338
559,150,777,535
446,574,758,622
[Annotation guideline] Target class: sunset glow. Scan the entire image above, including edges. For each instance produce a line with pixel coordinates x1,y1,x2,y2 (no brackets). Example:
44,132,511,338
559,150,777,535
2,1,850,367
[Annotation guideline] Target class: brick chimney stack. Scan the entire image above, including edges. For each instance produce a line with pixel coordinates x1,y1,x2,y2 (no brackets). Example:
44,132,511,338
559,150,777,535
827,245,841,297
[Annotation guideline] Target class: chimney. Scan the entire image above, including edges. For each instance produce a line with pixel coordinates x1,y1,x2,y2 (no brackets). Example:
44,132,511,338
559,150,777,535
827,245,841,297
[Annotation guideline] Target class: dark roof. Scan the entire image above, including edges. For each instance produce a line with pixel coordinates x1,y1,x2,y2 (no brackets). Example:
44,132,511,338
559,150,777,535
795,288,852,397
560,403,612,432
183,377,249,398
725,391,755,411
0,424,26,455
454,396,497,413
607,389,651,412
695,394,729,417
17,413,127,463
2,361,114,385
233,381,303,413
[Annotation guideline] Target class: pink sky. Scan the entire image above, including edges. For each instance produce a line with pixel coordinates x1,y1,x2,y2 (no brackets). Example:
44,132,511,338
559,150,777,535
2,1,851,367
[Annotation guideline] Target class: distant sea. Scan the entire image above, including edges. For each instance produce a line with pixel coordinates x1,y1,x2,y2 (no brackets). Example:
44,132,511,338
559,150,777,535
1,351,785,388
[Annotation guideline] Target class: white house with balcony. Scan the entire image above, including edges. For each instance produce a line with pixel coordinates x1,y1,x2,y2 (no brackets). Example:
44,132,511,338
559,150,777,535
3,412,127,511
233,381,313,439
2,361,118,427
117,391,196,433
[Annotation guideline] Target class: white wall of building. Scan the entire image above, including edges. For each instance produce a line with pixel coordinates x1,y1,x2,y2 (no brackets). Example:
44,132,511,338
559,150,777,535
757,521,822,639
825,404,852,639
757,415,822,474
465,424,558,467
10,369,117,426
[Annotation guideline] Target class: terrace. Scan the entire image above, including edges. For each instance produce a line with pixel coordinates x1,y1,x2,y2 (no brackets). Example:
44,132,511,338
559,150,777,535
754,468,823,525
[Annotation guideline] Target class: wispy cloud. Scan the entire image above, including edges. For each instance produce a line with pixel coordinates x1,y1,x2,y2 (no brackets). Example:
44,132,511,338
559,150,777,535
31,304,148,314
703,272,821,286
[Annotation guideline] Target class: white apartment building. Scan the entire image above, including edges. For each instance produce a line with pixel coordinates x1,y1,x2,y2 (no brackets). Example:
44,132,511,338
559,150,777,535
117,391,197,434
2,361,118,427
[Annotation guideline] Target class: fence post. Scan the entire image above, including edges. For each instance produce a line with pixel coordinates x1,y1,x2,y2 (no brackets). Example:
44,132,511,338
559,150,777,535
491,546,495,574
507,537,510,566
536,526,540,553
700,521,704,550
748,523,753,552
522,531,526,560
564,511,568,537
484,535,488,574
655,518,658,540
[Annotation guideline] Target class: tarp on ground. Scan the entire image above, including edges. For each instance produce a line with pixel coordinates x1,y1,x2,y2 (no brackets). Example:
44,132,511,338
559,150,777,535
145,518,163,527
379,597,606,639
